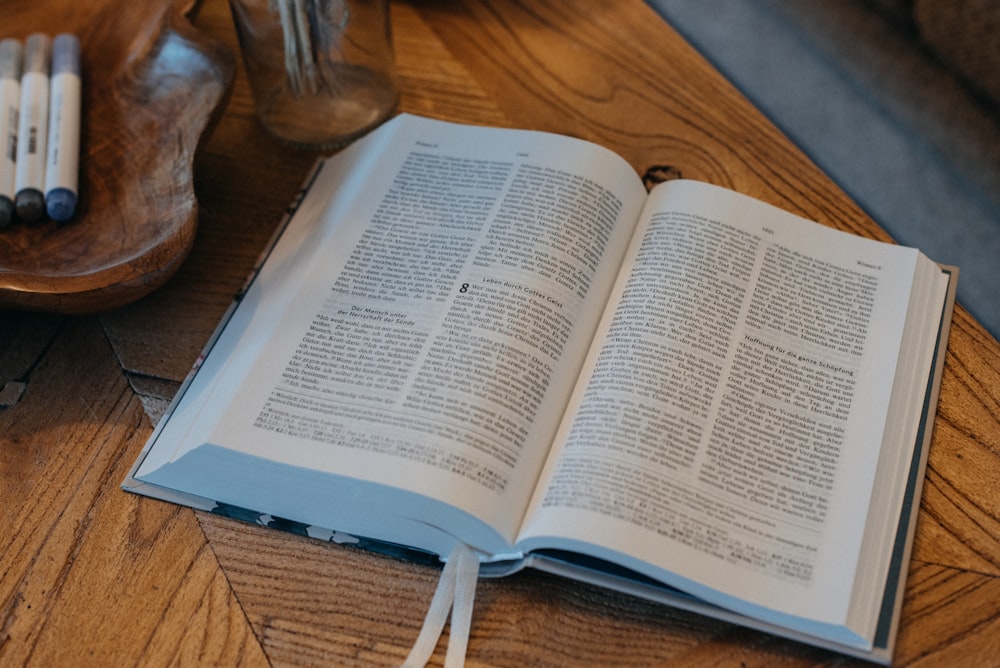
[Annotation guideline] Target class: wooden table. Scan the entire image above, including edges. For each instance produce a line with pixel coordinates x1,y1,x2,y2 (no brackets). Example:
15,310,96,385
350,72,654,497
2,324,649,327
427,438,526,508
3,0,1000,665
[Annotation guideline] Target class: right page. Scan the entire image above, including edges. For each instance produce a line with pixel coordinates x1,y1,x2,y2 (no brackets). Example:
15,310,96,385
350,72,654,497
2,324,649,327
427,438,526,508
515,179,951,649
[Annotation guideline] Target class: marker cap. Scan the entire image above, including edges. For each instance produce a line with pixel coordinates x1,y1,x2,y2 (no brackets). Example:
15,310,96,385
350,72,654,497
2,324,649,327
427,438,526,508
0,39,21,80
46,187,77,222
23,34,50,75
52,34,80,77
15,188,44,222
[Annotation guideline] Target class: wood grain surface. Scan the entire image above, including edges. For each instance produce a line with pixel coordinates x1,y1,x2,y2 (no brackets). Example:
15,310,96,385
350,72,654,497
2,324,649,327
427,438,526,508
2,0,999,666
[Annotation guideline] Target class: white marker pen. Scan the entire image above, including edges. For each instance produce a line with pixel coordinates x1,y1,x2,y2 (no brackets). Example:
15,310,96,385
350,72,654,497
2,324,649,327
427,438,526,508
14,33,49,223
0,39,21,227
45,34,81,222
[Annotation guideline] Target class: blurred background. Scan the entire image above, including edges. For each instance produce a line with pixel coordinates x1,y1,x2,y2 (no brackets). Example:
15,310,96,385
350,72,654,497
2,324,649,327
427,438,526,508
648,0,1000,339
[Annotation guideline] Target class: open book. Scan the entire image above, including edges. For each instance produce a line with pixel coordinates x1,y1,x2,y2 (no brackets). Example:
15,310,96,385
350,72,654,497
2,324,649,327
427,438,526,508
124,114,956,663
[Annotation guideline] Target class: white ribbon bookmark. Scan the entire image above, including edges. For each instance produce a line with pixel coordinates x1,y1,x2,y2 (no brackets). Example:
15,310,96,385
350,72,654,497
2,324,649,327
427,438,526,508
402,543,480,668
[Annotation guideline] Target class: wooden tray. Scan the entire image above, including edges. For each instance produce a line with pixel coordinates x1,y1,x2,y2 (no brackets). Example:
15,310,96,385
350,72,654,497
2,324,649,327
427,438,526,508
0,0,234,313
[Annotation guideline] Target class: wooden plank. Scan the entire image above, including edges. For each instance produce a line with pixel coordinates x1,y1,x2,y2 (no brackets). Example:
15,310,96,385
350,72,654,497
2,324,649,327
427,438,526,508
894,561,1000,664
911,306,1000,574
0,313,62,408
0,316,266,665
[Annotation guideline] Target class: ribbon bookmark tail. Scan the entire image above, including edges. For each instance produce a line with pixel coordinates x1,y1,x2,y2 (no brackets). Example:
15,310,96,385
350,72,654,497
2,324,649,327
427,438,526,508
402,543,480,668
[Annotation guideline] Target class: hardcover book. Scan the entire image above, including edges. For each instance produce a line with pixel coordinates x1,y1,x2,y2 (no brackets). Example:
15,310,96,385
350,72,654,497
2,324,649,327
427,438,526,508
124,114,957,663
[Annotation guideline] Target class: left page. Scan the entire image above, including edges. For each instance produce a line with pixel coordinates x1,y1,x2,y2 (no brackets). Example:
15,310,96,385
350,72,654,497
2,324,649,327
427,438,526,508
126,114,648,558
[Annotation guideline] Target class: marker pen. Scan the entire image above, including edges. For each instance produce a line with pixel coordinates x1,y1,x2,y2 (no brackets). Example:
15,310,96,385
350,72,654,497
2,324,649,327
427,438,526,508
45,34,81,222
0,39,21,227
14,33,49,223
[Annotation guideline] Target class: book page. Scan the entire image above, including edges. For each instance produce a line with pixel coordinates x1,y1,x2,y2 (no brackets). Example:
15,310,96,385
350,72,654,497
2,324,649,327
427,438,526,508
134,114,647,554
516,179,948,642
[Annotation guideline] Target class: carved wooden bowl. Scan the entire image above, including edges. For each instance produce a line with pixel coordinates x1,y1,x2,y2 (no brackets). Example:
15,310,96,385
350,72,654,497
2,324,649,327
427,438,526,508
0,0,234,313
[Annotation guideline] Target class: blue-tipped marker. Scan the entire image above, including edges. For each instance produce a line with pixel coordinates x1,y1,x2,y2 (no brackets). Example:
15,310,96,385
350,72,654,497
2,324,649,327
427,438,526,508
0,39,22,227
45,34,81,222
